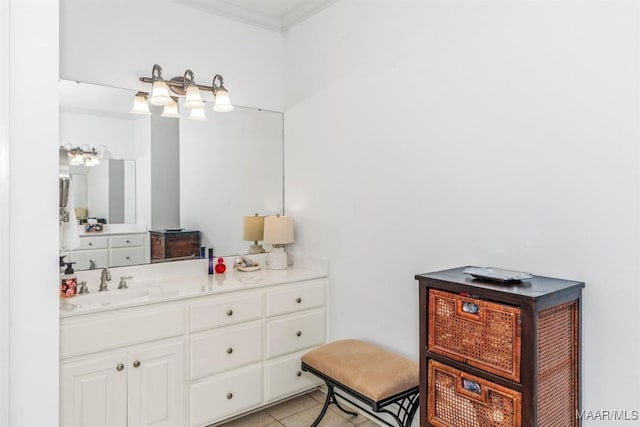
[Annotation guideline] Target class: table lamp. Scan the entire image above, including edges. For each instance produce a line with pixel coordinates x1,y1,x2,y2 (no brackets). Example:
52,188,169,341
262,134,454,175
243,213,265,254
263,215,294,270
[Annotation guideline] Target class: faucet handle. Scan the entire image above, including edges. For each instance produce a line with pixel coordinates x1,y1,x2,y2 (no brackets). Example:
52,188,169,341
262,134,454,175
78,281,89,294
118,276,133,289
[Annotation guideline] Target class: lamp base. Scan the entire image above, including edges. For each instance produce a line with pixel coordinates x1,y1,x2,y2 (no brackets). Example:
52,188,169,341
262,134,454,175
247,244,265,254
267,247,288,270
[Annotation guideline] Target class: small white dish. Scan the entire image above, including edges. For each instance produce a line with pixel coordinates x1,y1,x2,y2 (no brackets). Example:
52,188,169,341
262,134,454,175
237,265,261,272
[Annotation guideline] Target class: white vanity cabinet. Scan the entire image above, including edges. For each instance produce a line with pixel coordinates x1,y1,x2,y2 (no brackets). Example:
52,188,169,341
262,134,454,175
60,266,327,427
60,303,187,427
60,339,185,427
67,230,147,269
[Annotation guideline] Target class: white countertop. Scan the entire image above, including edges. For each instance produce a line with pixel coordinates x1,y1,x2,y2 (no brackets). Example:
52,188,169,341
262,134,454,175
60,254,328,318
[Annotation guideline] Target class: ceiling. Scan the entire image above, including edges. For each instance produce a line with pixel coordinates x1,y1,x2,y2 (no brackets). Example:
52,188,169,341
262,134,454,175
169,0,338,32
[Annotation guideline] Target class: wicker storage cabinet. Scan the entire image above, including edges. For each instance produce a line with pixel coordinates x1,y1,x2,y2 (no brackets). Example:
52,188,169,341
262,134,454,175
416,267,584,427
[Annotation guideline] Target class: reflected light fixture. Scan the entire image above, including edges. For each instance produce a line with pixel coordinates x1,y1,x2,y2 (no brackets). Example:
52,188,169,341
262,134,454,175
243,213,265,254
161,97,179,118
263,215,294,270
135,64,234,120
130,92,151,115
61,144,107,167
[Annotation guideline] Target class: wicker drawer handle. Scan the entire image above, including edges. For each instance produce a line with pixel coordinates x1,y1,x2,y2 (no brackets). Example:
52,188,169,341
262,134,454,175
462,378,481,394
462,302,479,314
457,375,487,403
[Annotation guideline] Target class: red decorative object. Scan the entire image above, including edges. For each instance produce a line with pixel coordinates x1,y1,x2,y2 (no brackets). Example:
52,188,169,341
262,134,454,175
215,257,226,274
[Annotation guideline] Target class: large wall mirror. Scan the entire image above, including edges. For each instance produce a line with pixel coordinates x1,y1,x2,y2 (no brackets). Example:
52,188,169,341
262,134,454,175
59,79,284,270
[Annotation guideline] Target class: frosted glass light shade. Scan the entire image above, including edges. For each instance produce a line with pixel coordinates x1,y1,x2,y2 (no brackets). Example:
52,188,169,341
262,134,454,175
263,216,294,245
183,84,205,109
149,80,172,106
130,93,151,115
243,215,264,241
213,88,234,112
189,107,207,121
69,154,84,166
161,98,179,118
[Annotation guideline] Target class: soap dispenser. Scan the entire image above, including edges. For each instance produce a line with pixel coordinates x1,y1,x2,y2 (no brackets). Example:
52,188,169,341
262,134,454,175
60,262,78,298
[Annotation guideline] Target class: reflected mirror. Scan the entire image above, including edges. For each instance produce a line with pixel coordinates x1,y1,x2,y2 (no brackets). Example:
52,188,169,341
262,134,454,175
59,79,284,270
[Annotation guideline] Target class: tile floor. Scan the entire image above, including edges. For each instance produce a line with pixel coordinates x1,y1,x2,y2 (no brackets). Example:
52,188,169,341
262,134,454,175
217,389,380,427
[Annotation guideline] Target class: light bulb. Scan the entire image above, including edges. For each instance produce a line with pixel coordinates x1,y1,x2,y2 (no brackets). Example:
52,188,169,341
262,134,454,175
189,107,207,121
161,98,179,118
183,84,205,109
149,79,172,106
213,87,234,112
130,92,151,115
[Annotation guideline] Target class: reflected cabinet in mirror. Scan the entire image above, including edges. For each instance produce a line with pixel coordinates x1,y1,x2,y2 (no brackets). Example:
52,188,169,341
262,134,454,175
59,79,284,270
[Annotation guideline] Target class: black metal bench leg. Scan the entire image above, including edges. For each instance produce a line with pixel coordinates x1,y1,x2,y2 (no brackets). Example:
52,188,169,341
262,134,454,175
310,383,358,426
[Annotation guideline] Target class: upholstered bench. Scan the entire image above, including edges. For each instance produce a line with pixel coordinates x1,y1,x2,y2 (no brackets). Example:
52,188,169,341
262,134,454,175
301,339,420,427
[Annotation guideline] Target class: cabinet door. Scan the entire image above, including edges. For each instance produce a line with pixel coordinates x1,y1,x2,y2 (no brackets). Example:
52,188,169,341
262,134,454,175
60,352,127,427
127,340,186,427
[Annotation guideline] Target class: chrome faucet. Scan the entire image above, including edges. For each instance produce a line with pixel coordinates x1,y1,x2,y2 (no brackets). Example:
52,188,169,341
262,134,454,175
99,268,111,292
89,259,96,270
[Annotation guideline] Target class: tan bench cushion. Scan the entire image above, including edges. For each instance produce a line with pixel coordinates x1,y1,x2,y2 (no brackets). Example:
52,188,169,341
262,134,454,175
301,339,419,402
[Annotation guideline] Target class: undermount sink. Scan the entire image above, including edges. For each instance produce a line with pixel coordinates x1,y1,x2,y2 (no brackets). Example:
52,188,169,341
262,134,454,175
60,287,159,311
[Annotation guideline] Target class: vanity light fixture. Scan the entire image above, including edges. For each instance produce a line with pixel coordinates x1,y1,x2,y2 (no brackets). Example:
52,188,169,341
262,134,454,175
136,64,234,120
61,144,107,167
130,92,151,115
263,215,294,270
243,213,265,254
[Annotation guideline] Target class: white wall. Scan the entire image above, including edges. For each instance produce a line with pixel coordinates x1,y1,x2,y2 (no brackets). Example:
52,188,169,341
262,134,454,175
5,0,60,425
60,0,284,112
284,0,640,421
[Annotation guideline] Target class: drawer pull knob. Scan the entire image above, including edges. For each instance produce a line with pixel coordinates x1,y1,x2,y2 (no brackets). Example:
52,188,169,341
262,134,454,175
88,242,93,246
133,360,141,368
126,240,130,243
126,256,131,260
226,393,233,400
296,371,302,377
116,364,124,371
227,309,233,316
226,347,233,354
296,297,302,303
296,331,302,337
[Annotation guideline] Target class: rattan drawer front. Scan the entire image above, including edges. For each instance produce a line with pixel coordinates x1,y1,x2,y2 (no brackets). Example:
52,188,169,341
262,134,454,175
428,289,522,382
428,360,521,427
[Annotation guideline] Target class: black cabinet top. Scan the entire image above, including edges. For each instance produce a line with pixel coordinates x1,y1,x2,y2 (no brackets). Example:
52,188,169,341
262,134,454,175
416,266,584,302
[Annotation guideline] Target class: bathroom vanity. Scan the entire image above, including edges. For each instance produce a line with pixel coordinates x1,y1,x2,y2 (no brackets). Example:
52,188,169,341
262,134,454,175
59,256,327,427
61,224,148,270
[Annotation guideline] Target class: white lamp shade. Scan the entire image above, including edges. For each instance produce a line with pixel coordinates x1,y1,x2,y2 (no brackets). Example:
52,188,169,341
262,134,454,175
243,215,264,241
149,80,172,106
263,216,294,245
213,88,234,112
69,154,84,166
183,84,205,109
130,93,151,115
188,107,207,121
161,98,179,118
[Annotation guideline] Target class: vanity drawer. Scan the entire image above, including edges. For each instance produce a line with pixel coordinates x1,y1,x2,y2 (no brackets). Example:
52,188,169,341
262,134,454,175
78,235,108,250
190,292,263,332
264,350,322,402
110,247,145,267
60,304,186,358
266,279,325,317
189,363,263,427
69,249,109,270
190,322,263,380
266,309,325,359
429,289,522,382
110,234,145,248
428,359,521,427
